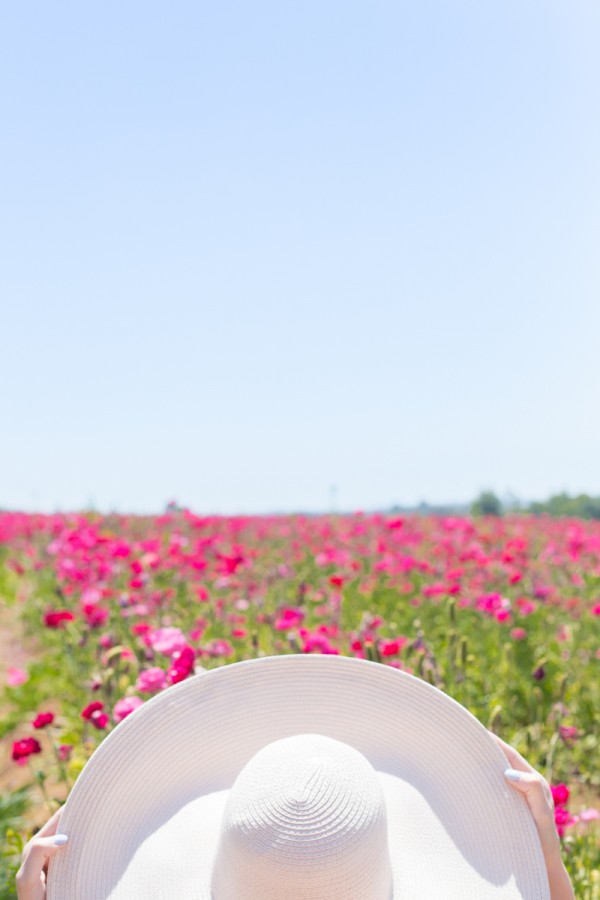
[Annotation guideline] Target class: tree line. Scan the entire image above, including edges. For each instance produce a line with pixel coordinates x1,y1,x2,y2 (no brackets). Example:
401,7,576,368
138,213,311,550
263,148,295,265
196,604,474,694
471,491,600,519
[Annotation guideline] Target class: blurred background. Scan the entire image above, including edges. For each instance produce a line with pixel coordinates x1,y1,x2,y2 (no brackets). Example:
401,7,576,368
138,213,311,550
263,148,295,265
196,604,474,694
2,0,599,515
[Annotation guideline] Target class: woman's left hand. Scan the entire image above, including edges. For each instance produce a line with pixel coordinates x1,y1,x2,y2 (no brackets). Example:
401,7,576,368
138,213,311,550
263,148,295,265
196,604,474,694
16,807,68,900
490,732,575,900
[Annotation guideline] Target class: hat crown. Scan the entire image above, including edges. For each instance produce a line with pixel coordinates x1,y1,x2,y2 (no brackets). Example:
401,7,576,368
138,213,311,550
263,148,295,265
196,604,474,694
211,734,393,899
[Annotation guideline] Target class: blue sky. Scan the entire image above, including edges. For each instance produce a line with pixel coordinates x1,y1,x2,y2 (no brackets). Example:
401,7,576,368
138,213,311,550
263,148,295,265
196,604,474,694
2,1,599,514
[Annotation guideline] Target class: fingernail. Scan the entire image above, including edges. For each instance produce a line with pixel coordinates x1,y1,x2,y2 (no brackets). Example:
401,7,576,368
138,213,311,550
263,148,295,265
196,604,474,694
53,834,69,846
504,768,522,782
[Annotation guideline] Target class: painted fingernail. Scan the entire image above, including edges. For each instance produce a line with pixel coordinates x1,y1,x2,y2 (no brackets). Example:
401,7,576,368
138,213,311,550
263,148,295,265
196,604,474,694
504,768,522,782
53,834,69,846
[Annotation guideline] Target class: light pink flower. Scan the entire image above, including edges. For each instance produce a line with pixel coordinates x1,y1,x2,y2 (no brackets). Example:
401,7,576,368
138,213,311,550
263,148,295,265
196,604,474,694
136,667,167,693
7,667,28,687
113,696,144,723
148,626,188,656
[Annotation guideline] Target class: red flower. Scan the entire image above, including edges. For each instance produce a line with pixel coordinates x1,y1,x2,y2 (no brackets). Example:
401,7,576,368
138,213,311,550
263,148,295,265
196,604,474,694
32,712,55,729
379,637,408,657
12,737,42,765
81,701,109,730
43,609,75,628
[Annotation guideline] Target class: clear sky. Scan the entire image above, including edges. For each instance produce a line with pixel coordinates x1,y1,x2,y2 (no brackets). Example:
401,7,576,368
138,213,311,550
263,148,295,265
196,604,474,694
2,1,599,514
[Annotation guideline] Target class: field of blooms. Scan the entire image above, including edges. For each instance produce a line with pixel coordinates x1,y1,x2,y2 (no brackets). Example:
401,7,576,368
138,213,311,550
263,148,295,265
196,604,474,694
1,510,599,897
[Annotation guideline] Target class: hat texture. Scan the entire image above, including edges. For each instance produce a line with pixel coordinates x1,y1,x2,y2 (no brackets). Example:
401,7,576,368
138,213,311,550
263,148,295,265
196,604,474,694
48,654,550,898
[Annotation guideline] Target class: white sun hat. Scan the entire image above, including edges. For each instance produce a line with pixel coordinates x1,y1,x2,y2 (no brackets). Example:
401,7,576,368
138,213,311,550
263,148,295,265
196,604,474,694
48,655,550,898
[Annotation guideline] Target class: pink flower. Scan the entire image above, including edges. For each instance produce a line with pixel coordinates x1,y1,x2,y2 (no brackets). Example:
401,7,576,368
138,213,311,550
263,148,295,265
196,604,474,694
32,712,55,729
136,667,167,694
82,603,109,628
510,628,528,641
494,609,511,623
301,632,339,655
113,696,143,723
515,598,537,616
559,725,578,744
58,744,73,762
7,667,28,687
203,639,234,659
12,737,42,765
578,808,599,823
148,626,188,656
592,603,600,616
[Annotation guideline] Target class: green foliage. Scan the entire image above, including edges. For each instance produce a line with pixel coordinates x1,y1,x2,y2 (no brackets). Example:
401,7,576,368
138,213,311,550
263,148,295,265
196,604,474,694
0,790,27,900
471,490,503,516
526,492,600,520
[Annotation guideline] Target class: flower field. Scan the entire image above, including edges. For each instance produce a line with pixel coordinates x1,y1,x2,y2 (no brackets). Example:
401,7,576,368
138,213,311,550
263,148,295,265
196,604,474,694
1,510,599,896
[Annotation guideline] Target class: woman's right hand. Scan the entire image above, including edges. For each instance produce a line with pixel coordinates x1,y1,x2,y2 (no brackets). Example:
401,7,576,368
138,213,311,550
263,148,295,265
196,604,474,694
16,807,68,900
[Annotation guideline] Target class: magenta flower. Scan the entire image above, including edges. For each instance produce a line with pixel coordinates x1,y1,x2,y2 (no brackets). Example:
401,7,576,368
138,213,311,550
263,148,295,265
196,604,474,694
274,607,305,631
167,646,197,684
551,783,570,806
32,712,55,729
12,737,42,765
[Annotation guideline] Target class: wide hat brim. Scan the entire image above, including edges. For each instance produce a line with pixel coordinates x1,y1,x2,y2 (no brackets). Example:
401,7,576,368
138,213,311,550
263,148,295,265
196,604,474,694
48,655,549,898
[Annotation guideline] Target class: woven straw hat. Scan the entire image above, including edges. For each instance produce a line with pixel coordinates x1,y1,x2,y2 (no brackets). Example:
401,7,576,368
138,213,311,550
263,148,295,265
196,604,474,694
48,655,549,898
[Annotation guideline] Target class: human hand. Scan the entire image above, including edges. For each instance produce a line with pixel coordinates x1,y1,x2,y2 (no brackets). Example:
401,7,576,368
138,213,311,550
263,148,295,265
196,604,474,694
16,807,68,900
489,732,575,900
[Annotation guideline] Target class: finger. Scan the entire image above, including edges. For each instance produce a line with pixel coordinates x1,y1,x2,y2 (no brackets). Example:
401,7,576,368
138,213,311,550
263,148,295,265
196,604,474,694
504,770,557,833
35,807,63,839
488,732,536,774
17,836,69,887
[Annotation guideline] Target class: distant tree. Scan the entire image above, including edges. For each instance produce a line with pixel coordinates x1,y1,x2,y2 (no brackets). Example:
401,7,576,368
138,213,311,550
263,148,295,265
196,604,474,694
471,490,503,517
